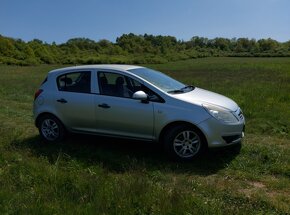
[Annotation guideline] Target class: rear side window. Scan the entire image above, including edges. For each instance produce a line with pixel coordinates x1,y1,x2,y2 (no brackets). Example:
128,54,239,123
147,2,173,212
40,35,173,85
57,71,91,93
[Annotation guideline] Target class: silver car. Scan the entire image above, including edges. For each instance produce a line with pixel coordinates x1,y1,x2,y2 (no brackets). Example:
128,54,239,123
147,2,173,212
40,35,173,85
33,65,245,160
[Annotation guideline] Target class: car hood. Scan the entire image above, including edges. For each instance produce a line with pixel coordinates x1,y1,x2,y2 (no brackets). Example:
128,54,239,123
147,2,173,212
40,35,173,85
170,87,238,111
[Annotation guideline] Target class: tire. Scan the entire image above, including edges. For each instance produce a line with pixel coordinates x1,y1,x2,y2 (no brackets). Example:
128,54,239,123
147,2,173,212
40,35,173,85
38,114,65,143
163,124,205,161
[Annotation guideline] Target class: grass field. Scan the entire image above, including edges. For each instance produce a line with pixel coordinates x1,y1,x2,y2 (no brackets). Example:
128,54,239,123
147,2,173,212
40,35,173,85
0,57,289,214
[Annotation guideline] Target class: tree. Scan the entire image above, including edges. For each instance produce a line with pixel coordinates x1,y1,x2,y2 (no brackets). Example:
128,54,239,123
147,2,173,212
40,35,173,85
257,38,279,52
0,36,15,57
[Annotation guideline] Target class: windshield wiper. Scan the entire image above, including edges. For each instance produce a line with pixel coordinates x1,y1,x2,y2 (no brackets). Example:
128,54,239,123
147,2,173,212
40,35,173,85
167,85,195,94
167,89,184,94
180,85,195,91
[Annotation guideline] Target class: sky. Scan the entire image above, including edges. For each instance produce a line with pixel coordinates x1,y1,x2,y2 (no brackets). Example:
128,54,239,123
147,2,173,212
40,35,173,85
0,0,289,44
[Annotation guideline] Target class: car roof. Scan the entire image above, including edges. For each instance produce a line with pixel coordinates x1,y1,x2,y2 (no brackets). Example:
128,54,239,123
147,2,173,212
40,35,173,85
48,64,143,74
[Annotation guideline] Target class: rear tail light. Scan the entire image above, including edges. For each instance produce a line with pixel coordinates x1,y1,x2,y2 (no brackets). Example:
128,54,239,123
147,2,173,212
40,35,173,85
34,89,43,100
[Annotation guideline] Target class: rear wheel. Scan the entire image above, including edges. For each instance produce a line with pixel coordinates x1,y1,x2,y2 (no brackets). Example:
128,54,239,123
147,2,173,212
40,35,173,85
163,125,205,161
38,114,65,143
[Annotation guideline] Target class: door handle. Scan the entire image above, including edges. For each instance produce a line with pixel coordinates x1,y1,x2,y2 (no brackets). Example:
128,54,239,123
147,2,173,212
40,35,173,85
57,98,67,103
98,103,110,109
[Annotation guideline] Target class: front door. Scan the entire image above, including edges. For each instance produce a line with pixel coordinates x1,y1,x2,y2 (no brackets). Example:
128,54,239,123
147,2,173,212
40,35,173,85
94,71,154,139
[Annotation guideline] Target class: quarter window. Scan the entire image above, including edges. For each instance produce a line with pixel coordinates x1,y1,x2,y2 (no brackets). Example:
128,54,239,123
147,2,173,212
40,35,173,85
57,71,91,93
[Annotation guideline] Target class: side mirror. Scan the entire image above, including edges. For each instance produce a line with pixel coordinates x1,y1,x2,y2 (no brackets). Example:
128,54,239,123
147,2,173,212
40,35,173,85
132,91,148,103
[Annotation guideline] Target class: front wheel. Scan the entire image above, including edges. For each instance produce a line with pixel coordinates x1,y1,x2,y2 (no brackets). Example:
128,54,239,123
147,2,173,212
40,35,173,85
163,125,206,161
38,114,65,143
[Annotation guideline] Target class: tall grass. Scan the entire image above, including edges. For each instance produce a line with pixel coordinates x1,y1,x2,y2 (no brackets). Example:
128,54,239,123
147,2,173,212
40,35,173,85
0,58,289,214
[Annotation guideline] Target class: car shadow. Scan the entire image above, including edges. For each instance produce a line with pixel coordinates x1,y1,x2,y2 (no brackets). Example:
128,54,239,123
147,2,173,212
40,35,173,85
11,134,241,176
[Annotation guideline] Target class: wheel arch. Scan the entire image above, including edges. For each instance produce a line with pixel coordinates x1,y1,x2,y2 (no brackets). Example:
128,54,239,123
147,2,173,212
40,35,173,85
35,112,65,129
158,121,208,147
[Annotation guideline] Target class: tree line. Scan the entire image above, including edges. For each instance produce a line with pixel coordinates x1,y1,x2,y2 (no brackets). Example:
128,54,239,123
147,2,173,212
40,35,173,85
0,33,290,65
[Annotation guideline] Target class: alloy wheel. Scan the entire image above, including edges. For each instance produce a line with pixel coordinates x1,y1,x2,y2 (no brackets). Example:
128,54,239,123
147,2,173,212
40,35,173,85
41,119,60,141
173,130,201,158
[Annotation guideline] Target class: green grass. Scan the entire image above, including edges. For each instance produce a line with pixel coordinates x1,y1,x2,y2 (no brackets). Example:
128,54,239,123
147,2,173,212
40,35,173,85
0,58,289,214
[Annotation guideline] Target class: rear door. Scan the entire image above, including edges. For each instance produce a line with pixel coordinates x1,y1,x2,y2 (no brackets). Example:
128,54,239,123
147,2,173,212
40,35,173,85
94,71,155,139
54,70,95,132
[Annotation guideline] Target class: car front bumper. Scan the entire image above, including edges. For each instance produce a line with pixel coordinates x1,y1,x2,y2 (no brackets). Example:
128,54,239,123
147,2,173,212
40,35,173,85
198,116,245,148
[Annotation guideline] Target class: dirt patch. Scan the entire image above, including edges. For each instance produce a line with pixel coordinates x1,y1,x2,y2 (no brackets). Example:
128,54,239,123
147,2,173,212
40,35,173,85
238,181,266,198
249,181,265,188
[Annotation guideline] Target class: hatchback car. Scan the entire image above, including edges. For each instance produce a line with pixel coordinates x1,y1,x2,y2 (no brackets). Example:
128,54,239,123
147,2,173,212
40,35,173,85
33,65,245,160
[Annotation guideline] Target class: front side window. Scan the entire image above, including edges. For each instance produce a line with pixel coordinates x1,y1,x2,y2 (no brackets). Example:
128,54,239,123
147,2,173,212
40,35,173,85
98,72,132,98
98,72,163,102
57,71,91,93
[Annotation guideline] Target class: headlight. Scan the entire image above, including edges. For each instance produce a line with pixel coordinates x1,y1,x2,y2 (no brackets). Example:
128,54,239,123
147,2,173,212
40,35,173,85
202,104,239,124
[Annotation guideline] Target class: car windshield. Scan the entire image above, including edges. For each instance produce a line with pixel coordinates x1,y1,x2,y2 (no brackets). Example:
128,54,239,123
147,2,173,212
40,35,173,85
128,68,194,93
